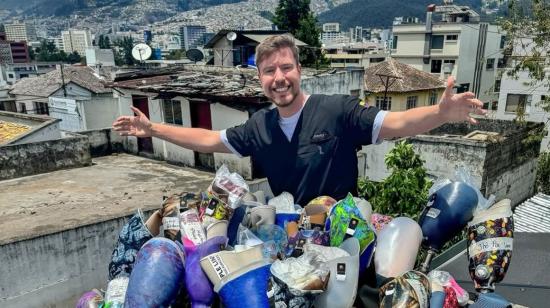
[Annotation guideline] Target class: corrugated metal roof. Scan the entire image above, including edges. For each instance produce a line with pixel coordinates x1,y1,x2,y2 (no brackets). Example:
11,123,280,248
513,193,550,232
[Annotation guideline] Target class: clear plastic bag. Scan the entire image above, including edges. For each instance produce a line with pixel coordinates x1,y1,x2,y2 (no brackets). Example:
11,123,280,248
455,165,495,211
269,192,296,213
210,165,249,209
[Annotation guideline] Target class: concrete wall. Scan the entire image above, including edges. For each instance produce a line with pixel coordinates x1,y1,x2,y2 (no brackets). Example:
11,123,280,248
363,120,543,207
78,128,125,157
302,69,364,98
13,121,62,145
0,133,92,180
0,211,152,308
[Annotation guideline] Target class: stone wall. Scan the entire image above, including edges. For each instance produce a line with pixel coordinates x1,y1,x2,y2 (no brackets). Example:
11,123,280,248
78,128,126,157
363,119,544,207
0,134,92,181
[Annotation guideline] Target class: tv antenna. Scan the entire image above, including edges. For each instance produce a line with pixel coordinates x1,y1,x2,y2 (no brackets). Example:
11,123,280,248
131,43,152,62
186,48,204,63
226,31,237,41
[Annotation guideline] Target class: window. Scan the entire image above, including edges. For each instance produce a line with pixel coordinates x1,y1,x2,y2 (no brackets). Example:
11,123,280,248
406,96,418,109
431,35,444,49
431,59,442,73
34,102,49,115
0,101,17,112
376,96,392,110
497,58,507,68
19,103,27,114
429,90,438,105
8,73,14,78
446,34,458,41
486,58,495,70
457,83,470,93
392,36,398,49
505,94,532,113
494,79,501,92
162,99,183,125
500,35,506,49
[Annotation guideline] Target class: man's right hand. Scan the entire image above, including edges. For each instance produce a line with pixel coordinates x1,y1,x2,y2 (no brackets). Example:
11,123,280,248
112,106,154,137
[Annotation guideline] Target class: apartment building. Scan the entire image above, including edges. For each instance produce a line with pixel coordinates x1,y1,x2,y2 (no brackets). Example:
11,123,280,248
391,3,505,104
324,41,387,69
62,30,93,56
180,25,207,50
4,22,37,42
321,22,349,44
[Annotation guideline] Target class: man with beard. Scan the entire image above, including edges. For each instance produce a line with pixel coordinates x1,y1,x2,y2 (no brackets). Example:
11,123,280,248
113,34,485,206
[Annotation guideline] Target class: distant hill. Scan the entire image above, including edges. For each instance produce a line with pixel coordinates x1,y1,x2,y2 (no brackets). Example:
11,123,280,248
318,0,482,29
0,0,247,17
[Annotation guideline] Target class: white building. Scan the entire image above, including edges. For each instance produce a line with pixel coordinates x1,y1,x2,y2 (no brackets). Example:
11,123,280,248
9,66,116,132
391,3,505,104
324,41,387,69
494,38,549,149
5,22,37,42
62,30,93,56
86,48,115,68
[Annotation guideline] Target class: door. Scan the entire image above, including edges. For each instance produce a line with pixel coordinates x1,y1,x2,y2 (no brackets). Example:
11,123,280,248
190,100,215,170
132,95,153,154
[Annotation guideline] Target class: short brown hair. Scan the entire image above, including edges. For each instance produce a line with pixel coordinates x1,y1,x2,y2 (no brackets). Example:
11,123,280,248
255,34,300,69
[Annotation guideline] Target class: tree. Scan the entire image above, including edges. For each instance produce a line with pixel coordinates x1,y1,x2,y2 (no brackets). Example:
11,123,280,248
166,49,184,60
272,0,323,67
358,140,432,219
67,51,81,64
499,0,549,192
113,37,135,66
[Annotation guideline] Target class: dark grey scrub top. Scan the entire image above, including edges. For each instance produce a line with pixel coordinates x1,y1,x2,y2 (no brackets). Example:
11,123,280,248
226,94,381,206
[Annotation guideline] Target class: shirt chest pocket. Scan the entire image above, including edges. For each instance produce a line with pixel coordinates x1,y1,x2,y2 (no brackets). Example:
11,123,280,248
297,135,339,160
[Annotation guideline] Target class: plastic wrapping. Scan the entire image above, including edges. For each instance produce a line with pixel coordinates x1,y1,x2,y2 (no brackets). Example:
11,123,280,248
236,224,263,248
210,165,249,209
105,277,129,307
428,270,469,306
269,192,296,213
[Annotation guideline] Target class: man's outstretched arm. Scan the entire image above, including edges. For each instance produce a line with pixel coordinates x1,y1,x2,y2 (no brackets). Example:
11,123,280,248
112,106,231,153
378,76,487,140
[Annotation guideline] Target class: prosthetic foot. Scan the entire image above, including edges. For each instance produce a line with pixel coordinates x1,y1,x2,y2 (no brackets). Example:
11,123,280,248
124,238,185,307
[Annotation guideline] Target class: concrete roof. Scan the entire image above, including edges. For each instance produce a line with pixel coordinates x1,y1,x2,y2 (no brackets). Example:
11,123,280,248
0,111,60,146
0,154,215,245
9,66,112,97
365,58,446,93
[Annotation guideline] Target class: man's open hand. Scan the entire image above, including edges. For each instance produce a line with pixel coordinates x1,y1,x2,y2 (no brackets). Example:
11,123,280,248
112,106,153,137
439,76,487,124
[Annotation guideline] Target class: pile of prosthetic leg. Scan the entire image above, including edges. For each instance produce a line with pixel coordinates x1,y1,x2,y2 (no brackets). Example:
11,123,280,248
76,165,515,308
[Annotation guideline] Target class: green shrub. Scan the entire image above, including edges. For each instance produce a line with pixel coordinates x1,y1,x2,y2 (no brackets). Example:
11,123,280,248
536,151,550,194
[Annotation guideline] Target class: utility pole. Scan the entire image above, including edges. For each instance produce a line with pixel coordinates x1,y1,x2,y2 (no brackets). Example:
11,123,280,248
376,72,400,110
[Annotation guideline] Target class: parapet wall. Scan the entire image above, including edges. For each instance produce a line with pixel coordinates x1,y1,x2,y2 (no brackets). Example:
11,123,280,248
0,133,92,181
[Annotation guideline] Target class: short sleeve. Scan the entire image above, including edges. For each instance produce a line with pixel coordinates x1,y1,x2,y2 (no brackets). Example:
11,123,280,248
343,96,382,146
225,118,256,157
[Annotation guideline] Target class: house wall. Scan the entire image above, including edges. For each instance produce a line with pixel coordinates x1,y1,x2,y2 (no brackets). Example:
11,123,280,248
13,121,62,144
82,93,119,130
210,102,253,179
0,133,91,180
149,96,195,166
478,24,502,103
365,90,444,111
49,97,83,131
495,70,549,149
302,69,365,98
455,25,479,91
212,38,234,66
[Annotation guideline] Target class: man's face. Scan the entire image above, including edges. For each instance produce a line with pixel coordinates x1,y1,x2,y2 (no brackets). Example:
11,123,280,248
257,47,302,108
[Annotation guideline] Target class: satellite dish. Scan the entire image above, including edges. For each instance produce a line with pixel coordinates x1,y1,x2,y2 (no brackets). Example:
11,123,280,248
226,31,237,41
131,43,152,62
186,48,204,63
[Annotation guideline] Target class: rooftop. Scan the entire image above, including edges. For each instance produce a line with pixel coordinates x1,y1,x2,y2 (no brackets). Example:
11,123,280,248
365,58,445,93
0,154,214,245
9,65,112,98
0,111,60,145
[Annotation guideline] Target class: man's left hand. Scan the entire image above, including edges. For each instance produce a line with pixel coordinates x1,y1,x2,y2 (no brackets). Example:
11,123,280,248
438,76,487,124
